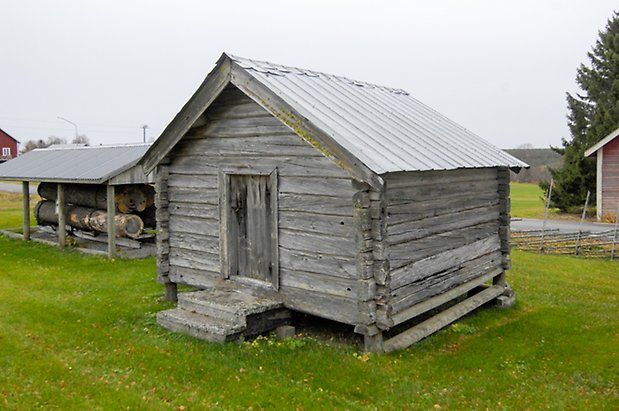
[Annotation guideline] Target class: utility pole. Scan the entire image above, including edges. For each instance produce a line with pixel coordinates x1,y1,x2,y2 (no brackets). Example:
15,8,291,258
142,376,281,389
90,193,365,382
141,125,149,143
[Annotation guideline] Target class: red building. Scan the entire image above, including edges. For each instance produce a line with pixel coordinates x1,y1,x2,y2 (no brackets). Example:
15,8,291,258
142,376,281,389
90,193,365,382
0,128,20,163
585,127,619,221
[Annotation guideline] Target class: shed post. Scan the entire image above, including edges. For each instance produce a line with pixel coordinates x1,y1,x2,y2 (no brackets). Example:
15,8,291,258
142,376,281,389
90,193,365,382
57,183,66,249
106,184,116,258
22,181,30,241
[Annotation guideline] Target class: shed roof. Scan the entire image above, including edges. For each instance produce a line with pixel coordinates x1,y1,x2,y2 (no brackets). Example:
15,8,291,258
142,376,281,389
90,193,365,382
142,53,527,187
0,144,151,184
584,126,619,157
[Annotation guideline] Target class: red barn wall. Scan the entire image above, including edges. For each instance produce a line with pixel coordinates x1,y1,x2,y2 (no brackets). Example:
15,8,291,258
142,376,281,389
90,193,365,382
601,137,619,218
0,130,19,161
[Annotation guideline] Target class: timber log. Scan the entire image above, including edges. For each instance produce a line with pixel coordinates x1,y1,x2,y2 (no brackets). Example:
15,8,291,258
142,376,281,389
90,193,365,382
137,205,156,229
38,183,155,213
35,200,144,239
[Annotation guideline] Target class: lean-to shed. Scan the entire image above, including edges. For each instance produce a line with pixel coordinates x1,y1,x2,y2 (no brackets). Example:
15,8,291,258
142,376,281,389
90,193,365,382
141,53,528,351
0,144,154,257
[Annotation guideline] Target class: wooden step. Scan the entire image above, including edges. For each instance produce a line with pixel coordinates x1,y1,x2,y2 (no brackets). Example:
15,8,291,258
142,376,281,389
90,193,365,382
157,308,244,343
159,287,291,343
383,285,504,352
178,288,284,323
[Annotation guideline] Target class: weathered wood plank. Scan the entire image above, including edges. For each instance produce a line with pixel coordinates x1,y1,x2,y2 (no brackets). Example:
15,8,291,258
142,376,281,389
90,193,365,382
386,179,498,203
390,235,501,289
382,285,504,352
279,248,357,279
386,192,499,220
280,285,374,325
387,205,500,245
169,203,218,220
169,214,218,235
206,100,271,120
388,222,498,266
383,168,497,189
390,250,502,313
279,228,356,257
169,266,224,288
278,177,355,196
169,233,219,254
188,117,293,139
279,211,353,238
169,155,348,178
168,174,218,189
279,268,375,300
175,135,318,157
278,193,352,216
390,267,503,327
168,187,219,205
169,247,220,273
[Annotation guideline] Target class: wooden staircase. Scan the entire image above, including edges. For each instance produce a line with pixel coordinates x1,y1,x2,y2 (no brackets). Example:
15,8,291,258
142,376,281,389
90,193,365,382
157,287,291,343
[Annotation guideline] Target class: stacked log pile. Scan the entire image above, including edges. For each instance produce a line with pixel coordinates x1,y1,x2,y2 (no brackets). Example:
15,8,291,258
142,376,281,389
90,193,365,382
35,183,156,239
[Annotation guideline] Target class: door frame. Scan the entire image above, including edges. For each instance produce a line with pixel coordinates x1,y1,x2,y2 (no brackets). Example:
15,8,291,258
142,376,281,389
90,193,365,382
218,166,279,290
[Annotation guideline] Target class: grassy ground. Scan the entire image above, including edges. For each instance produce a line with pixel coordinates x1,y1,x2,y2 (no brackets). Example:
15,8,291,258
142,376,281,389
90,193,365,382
0,238,616,409
510,182,597,221
510,182,547,219
0,187,617,409
0,191,38,231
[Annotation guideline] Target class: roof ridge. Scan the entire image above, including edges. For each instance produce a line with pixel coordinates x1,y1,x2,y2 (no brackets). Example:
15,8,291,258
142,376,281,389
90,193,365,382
33,143,151,152
226,53,410,96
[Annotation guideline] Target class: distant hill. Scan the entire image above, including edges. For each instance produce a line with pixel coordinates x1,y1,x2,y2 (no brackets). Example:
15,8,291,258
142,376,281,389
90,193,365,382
505,148,563,183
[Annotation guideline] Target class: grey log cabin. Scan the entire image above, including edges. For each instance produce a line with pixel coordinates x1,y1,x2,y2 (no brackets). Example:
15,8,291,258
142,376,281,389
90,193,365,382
140,53,528,352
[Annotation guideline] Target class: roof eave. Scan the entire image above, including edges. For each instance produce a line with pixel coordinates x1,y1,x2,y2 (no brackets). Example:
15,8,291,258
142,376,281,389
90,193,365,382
141,53,233,173
584,126,619,157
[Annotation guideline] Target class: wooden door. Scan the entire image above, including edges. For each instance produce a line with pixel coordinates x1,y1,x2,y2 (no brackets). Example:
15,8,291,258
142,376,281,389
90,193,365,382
228,174,273,284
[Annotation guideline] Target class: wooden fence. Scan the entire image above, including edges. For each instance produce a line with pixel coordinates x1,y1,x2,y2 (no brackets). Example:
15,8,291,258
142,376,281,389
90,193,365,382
511,228,618,259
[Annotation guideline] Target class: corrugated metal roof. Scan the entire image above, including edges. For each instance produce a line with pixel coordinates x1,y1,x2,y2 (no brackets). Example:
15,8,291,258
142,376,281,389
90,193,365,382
228,54,528,174
0,144,151,184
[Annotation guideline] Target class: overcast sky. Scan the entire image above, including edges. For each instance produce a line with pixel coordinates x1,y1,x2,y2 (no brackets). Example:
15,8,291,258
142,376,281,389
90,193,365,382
1,1,616,150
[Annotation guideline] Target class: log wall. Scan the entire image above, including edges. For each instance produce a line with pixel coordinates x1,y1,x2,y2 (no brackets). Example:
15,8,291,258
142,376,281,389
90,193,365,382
164,85,374,326
378,168,504,329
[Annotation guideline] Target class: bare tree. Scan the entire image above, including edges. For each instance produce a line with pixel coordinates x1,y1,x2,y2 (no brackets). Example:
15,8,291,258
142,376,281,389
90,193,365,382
71,135,90,145
20,136,68,153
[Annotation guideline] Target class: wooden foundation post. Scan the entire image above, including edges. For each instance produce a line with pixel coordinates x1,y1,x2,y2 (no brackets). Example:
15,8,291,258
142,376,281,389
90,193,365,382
363,331,384,352
164,283,178,302
57,183,66,249
22,181,30,241
107,185,116,258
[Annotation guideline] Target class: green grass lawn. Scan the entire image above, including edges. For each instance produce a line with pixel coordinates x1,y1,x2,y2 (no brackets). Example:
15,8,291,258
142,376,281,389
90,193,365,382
0,236,617,409
0,191,38,231
510,182,547,218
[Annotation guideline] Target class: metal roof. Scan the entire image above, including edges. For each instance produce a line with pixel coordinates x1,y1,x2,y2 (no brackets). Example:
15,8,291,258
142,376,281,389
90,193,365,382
228,54,528,174
584,126,619,157
0,144,151,184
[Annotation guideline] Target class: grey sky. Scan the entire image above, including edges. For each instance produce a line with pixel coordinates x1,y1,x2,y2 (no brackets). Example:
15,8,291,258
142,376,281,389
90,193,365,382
0,1,616,149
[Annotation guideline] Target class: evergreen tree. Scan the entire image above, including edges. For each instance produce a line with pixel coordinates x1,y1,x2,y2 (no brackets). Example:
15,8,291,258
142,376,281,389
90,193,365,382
542,12,619,212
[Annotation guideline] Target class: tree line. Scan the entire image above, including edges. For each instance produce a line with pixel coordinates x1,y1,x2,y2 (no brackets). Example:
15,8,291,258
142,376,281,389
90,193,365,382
543,11,619,212
21,135,90,154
